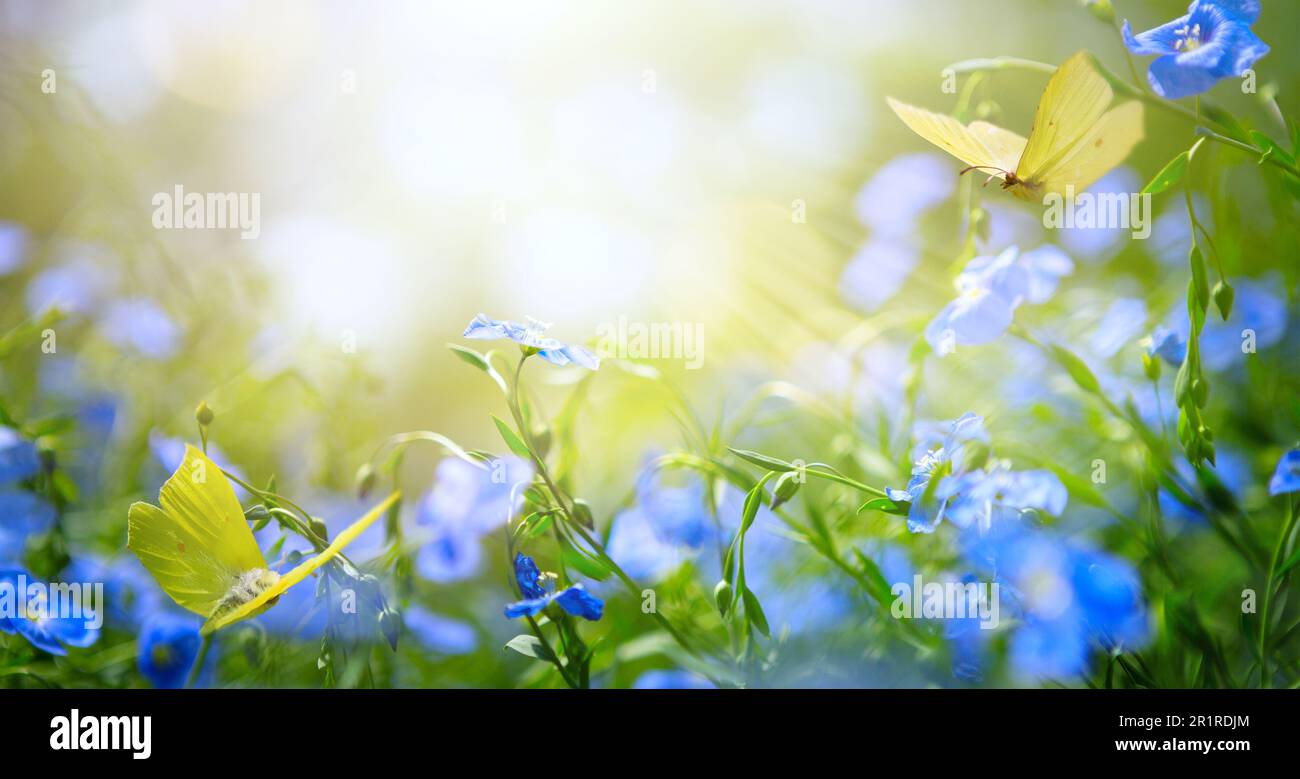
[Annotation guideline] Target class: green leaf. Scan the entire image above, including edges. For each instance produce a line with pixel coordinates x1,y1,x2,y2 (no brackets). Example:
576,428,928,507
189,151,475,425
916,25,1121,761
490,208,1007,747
562,539,613,581
449,343,491,371
504,634,552,660
1050,345,1100,395
1142,151,1188,195
742,588,770,637
858,496,909,516
850,549,896,608
740,476,771,533
492,415,533,459
728,447,797,472
1278,547,1300,578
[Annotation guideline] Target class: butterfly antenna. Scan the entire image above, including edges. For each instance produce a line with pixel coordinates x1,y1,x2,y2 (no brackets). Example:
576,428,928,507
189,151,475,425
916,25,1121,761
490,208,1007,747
959,165,1007,178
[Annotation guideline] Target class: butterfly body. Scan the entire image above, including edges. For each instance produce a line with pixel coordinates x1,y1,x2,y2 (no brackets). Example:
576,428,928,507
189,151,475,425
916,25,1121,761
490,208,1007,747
888,51,1143,202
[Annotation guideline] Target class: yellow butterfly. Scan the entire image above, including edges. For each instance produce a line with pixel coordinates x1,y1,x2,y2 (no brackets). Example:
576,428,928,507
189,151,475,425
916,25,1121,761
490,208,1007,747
886,51,1144,201
128,445,399,636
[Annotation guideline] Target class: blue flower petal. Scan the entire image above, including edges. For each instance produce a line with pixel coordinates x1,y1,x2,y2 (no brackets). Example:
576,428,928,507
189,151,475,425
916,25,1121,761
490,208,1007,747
503,595,552,619
512,553,547,600
1269,450,1300,496
554,584,604,621
1122,15,1191,56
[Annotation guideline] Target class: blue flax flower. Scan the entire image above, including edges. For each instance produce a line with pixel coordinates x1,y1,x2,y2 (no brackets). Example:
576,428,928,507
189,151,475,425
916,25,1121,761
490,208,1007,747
464,314,599,369
415,456,533,583
1145,325,1187,366
965,525,1149,680
137,613,205,689
0,568,101,655
1123,1,1269,99
1269,449,1300,496
504,553,603,621
886,413,989,533
0,426,41,485
925,245,1072,354
0,491,57,564
403,606,478,655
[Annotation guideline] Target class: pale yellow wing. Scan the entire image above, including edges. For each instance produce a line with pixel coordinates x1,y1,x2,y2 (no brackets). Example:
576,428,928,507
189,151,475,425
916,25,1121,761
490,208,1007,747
1015,50,1113,182
968,122,1029,171
201,491,401,635
1027,101,1145,199
127,446,267,617
887,97,1022,178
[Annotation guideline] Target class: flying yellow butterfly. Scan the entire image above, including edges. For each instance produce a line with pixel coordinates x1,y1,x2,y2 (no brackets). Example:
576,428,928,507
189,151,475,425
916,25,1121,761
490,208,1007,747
886,51,1144,201
127,445,399,636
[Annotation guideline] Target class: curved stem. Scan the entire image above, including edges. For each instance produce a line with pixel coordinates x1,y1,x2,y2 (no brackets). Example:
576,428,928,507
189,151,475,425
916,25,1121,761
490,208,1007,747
185,634,212,689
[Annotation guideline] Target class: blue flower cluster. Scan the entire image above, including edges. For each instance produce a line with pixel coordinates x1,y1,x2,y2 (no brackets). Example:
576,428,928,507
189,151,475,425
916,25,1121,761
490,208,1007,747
886,413,1066,535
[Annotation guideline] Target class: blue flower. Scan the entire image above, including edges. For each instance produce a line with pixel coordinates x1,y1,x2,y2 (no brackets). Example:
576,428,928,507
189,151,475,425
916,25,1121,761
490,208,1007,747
1199,276,1289,371
925,245,1073,354
886,413,989,533
0,491,57,564
1123,1,1269,99
402,606,478,655
964,525,1149,680
504,553,603,621
840,238,919,313
98,298,180,360
1072,550,1151,650
137,613,205,689
854,152,954,237
0,221,29,275
1269,449,1300,495
62,554,162,630
0,426,40,486
632,669,717,689
1145,325,1187,366
414,456,533,583
1089,298,1148,359
942,465,1068,533
0,568,101,655
464,314,599,369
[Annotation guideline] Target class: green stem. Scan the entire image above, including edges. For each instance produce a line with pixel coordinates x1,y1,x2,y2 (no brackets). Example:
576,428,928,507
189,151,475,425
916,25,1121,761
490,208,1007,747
185,634,212,689
1259,497,1300,688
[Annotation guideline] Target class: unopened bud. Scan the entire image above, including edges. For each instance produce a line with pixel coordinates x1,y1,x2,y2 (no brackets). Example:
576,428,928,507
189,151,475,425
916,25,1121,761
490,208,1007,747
195,401,214,427
713,580,733,616
355,462,377,499
770,470,801,511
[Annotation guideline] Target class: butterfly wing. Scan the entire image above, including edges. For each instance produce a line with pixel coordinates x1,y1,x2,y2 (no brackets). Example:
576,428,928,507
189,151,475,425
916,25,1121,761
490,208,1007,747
1014,51,1114,188
128,445,267,617
201,491,401,635
887,97,1023,178
1026,101,1144,199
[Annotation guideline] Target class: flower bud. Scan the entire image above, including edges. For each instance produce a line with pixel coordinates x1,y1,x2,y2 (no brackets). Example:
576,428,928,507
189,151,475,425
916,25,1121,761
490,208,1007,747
572,498,595,529
310,517,329,541
195,401,214,427
1213,280,1234,321
1141,351,1162,382
355,462,377,499
1081,0,1115,24
713,580,733,616
770,470,802,511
